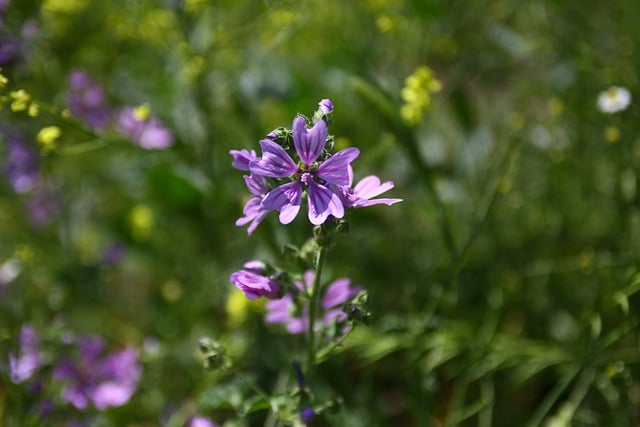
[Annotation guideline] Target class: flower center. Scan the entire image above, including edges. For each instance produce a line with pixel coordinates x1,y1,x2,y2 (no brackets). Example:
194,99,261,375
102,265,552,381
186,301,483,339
300,172,313,184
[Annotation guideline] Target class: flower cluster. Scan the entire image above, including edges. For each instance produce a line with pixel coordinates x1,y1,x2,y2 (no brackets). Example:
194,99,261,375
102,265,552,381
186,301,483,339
52,335,142,411
65,69,174,149
7,326,143,413
265,271,362,335
230,99,401,235
3,135,60,226
400,65,442,125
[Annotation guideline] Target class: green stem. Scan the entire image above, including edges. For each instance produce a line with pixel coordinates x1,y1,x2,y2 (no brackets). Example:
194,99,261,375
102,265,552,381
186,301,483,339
306,242,328,370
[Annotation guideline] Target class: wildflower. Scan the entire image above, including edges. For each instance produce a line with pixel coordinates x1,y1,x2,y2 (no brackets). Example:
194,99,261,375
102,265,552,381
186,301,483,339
250,116,359,225
597,86,631,113
0,69,8,89
265,271,362,334
187,416,220,427
235,174,270,235
116,106,174,149
318,98,334,114
400,66,442,125
52,336,142,411
339,174,403,208
229,261,282,299
9,89,31,112
66,70,112,131
8,324,41,383
36,126,61,153
0,257,22,284
4,137,40,194
25,181,60,227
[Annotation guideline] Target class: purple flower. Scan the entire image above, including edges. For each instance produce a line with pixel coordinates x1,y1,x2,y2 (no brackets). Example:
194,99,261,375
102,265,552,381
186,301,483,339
4,137,40,194
229,261,282,300
250,116,359,225
265,271,362,334
24,181,60,227
339,175,403,208
52,336,142,411
318,98,333,114
8,324,41,383
230,149,258,171
235,174,270,235
66,70,112,132
187,416,220,427
0,35,20,66
116,107,174,150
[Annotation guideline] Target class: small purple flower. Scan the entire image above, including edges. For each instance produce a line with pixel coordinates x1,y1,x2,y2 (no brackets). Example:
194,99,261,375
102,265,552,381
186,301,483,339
265,271,362,334
101,241,126,266
229,261,282,299
250,116,359,225
8,324,41,384
230,149,258,171
4,137,40,194
301,407,315,423
0,35,20,66
66,70,112,132
116,107,174,150
24,181,60,227
339,175,403,208
52,336,142,411
235,174,270,235
318,98,333,114
187,416,220,427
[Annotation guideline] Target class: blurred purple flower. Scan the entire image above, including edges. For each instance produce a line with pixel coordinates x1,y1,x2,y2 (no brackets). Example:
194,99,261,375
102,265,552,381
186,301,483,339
0,35,20,66
4,137,40,194
250,116,359,225
101,241,126,266
187,415,220,427
116,107,174,150
265,271,362,334
25,181,60,227
8,324,41,383
21,20,38,40
339,175,403,208
229,261,281,300
52,336,142,411
66,70,112,132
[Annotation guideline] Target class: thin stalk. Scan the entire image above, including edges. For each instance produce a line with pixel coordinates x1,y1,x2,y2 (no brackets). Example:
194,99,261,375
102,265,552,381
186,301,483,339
306,243,328,370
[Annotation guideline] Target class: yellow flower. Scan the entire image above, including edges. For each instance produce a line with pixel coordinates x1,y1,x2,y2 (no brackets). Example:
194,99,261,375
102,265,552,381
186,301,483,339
36,126,61,153
133,103,151,121
10,89,31,112
129,205,154,241
604,126,620,143
400,66,441,126
0,71,8,89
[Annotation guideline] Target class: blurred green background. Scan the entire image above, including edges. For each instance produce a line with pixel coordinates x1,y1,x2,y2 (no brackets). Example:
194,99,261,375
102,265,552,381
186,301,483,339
2,0,640,425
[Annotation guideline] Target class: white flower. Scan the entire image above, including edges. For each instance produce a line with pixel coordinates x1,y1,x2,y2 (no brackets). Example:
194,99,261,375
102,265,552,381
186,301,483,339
597,86,631,113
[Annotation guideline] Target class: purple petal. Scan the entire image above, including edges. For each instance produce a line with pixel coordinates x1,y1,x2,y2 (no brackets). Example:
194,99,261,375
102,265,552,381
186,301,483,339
243,174,268,196
250,139,297,178
316,147,360,186
265,296,295,324
230,149,258,171
261,181,302,224
353,176,394,199
91,381,135,410
293,117,327,165
321,278,353,308
307,181,344,225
